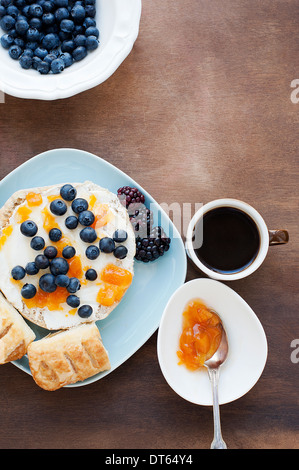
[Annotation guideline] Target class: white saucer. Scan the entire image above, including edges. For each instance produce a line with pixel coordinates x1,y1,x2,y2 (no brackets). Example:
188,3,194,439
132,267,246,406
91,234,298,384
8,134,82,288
157,278,268,406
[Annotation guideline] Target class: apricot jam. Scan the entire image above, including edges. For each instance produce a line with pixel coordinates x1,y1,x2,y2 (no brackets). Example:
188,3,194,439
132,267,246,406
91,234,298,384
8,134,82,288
100,263,133,288
15,205,32,223
24,287,68,311
42,206,59,231
68,255,84,280
96,284,125,307
0,225,13,248
97,264,133,307
26,192,43,207
177,299,223,371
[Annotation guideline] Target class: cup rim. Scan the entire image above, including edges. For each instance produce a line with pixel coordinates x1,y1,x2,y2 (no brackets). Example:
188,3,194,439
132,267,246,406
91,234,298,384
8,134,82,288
185,198,269,281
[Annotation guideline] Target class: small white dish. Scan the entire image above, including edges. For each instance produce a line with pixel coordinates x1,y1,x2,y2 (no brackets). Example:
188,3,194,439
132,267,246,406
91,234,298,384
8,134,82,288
0,0,142,100
157,278,268,406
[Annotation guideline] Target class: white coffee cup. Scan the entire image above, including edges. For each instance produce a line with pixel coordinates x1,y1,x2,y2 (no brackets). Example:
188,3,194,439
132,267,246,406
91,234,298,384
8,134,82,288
185,198,288,281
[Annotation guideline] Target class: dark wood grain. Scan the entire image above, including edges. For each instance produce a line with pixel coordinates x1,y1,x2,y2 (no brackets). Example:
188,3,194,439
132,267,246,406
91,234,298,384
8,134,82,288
0,0,298,450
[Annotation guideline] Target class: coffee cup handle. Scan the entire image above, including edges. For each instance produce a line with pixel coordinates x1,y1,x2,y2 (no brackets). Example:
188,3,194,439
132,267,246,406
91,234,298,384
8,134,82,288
268,229,289,246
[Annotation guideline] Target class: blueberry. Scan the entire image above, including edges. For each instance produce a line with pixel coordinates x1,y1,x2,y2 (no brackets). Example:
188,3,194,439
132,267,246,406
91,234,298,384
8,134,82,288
37,59,50,74
54,7,68,21
73,24,84,36
85,5,95,18
35,254,50,269
43,52,56,64
55,274,70,287
49,227,62,242
6,5,19,19
67,277,81,293
78,304,93,318
60,51,73,67
62,245,76,259
70,4,85,22
43,0,55,11
50,199,67,216
114,245,128,259
22,5,30,18
30,236,45,251
42,32,59,50
60,183,77,201
113,229,128,243
99,237,115,253
85,268,97,281
86,35,98,51
71,198,88,214
0,33,14,49
11,265,26,280
19,53,32,68
51,57,64,73
29,3,43,17
49,48,59,58
85,245,99,260
32,55,42,69
8,44,22,59
83,17,96,29
39,273,57,293
22,48,34,57
34,46,47,59
14,37,25,48
66,294,80,308
29,17,42,30
61,39,74,52
21,283,36,299
0,15,15,32
65,215,78,230
78,210,95,226
25,262,39,275
80,227,97,243
85,26,99,38
42,12,55,24
44,245,58,259
73,34,86,47
0,5,5,18
26,27,40,42
50,257,69,275
15,18,29,35
20,220,38,237
72,45,87,61
60,18,74,34
27,41,39,52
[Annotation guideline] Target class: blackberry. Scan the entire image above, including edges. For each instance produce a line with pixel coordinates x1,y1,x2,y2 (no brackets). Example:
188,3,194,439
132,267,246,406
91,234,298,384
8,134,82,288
135,226,171,263
117,186,145,209
129,206,153,238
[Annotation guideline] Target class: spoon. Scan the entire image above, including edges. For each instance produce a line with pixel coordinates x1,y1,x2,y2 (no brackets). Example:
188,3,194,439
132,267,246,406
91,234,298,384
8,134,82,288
204,324,229,449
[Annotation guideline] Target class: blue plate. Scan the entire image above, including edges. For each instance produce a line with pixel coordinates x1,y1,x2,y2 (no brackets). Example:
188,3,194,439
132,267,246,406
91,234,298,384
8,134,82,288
0,148,187,387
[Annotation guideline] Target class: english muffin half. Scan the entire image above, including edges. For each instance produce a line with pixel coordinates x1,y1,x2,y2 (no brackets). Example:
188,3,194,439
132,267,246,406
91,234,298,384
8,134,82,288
0,181,135,330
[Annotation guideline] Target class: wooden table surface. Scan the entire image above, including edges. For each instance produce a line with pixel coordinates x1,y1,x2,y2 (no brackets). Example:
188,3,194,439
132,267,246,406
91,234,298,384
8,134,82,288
0,0,298,451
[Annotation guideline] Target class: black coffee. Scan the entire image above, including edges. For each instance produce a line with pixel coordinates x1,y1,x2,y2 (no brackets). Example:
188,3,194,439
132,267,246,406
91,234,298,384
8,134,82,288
194,207,260,273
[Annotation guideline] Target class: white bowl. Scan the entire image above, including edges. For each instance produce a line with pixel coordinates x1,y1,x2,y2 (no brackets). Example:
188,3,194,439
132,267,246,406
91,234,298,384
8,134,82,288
0,0,142,100
157,278,268,406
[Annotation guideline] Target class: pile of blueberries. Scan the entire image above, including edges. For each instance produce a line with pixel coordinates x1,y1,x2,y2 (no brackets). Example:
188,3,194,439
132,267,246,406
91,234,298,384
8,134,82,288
0,0,99,74
11,183,129,319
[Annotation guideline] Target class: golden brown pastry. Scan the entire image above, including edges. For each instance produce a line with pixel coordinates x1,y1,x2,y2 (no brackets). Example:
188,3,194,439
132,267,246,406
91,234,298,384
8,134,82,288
27,323,111,391
0,292,35,364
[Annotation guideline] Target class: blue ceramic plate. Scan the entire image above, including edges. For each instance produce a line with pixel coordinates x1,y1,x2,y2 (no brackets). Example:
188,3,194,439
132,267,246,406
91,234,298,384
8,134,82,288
0,148,187,387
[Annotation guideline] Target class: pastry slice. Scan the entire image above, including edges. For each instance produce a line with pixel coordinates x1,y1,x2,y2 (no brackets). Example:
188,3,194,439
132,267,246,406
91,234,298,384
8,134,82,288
0,292,35,364
27,323,110,391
